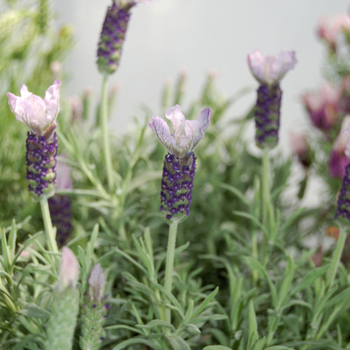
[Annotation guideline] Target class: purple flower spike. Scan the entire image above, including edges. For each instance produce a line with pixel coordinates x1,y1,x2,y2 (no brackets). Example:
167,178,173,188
7,81,61,200
247,50,297,149
97,0,151,75
160,153,196,223
149,105,211,223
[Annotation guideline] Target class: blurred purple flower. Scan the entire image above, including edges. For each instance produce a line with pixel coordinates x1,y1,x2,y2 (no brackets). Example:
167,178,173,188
329,116,350,178
302,83,341,132
49,155,73,246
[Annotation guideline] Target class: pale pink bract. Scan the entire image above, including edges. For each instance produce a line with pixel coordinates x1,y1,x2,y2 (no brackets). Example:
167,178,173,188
88,263,105,302
247,50,297,85
7,80,61,137
59,247,80,291
149,105,211,158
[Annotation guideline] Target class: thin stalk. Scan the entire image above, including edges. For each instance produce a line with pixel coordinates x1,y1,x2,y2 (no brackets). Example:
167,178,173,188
40,198,58,254
261,147,270,265
164,221,178,324
326,226,346,292
101,73,114,192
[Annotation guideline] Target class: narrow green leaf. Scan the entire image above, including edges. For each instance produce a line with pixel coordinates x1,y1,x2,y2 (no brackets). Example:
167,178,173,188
252,337,266,350
291,265,329,295
189,287,219,321
17,303,51,318
203,346,232,350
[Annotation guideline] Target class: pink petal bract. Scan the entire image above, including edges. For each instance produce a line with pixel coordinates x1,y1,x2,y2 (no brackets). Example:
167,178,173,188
149,105,211,158
247,50,297,85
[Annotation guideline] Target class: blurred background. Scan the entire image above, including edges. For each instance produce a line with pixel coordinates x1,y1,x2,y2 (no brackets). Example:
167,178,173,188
53,0,349,141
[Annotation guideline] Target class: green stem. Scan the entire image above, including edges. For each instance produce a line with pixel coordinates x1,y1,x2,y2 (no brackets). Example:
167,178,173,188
164,221,178,324
326,226,346,292
101,73,114,192
40,198,58,254
261,148,270,265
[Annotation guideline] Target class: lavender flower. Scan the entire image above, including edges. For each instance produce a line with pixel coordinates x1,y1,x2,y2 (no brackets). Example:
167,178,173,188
335,119,350,220
247,50,297,149
302,83,341,132
7,80,61,199
289,133,312,169
96,0,150,75
329,116,350,178
48,155,73,246
149,105,211,222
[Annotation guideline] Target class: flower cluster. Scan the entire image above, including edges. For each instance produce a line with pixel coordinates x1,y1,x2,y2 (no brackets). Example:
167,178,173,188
7,80,61,199
149,105,211,223
247,50,297,149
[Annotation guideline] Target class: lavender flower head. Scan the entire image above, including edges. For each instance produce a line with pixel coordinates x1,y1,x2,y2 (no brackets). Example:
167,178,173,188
7,80,61,199
247,50,297,149
335,118,350,221
149,105,211,223
302,83,341,132
329,116,350,178
97,0,151,75
49,155,73,246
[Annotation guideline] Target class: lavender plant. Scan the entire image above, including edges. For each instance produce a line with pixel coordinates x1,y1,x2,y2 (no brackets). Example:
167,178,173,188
3,1,350,350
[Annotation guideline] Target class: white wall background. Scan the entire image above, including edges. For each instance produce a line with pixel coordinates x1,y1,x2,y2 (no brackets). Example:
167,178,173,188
53,0,349,141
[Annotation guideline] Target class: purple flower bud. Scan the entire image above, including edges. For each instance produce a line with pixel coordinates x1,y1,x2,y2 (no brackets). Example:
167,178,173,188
97,0,150,75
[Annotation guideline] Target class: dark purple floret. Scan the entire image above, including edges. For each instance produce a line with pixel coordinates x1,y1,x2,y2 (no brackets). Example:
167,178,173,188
48,194,73,246
160,153,196,223
96,1,137,75
26,132,57,199
335,163,350,221
254,83,282,149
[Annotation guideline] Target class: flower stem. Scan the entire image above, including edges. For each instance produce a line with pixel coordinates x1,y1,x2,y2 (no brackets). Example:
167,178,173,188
326,226,346,292
164,221,178,324
40,198,58,254
261,147,270,265
101,73,114,192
